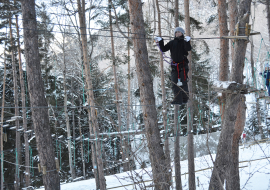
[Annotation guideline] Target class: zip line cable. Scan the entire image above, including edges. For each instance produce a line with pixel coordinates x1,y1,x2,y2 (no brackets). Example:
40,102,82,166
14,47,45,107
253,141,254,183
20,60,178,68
7,25,257,41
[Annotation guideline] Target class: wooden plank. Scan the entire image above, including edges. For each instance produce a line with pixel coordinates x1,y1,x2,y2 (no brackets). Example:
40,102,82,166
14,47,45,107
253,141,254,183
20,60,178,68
222,36,249,40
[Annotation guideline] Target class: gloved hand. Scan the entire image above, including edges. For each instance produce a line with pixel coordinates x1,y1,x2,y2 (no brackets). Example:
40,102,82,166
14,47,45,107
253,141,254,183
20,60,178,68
154,36,162,42
184,36,191,42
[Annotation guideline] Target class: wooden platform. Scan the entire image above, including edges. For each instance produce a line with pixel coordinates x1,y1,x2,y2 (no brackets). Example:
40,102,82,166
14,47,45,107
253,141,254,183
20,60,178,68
212,82,249,94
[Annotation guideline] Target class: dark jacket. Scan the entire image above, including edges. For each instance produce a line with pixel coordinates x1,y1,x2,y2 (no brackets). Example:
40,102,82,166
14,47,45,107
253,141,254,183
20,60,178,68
263,70,270,86
159,36,192,63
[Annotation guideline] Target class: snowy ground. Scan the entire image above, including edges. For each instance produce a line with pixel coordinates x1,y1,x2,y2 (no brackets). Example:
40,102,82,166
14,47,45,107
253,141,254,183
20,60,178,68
37,141,270,190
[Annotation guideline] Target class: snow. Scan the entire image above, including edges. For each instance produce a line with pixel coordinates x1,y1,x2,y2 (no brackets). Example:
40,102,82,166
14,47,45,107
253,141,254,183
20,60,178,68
213,80,237,89
37,141,270,190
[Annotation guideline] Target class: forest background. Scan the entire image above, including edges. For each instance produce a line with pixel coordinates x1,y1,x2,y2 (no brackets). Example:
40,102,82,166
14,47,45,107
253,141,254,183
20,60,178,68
0,0,269,189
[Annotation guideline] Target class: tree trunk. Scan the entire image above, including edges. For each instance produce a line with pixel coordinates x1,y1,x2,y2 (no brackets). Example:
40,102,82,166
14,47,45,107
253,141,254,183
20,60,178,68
108,0,127,172
155,0,172,184
77,0,106,189
127,26,132,171
209,1,252,189
267,0,270,41
256,102,264,139
173,0,182,189
16,15,31,188
228,0,238,61
174,106,182,190
184,0,195,189
218,0,229,71
175,0,179,27
1,49,7,190
21,0,60,189
9,17,21,190
78,107,86,179
128,0,170,189
218,0,229,121
64,68,75,180
227,97,246,190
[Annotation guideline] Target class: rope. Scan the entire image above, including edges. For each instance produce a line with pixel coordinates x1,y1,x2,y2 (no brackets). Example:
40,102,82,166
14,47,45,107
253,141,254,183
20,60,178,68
155,42,173,65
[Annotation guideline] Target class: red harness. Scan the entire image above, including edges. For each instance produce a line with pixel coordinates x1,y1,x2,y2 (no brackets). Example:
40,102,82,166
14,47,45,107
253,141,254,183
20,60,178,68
174,60,186,81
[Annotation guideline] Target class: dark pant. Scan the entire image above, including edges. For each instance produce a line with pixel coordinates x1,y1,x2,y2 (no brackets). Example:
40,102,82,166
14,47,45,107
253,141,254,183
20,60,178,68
171,67,189,103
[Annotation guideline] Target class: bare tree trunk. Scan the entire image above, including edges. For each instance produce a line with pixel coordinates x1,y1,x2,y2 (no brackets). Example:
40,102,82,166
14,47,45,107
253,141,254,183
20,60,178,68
227,98,246,190
209,1,252,189
256,102,264,139
21,0,60,189
127,26,132,171
267,0,270,41
184,0,195,189
228,0,238,61
9,17,21,190
218,0,229,81
15,15,31,188
1,49,7,190
174,0,179,27
218,0,229,121
173,0,182,189
250,35,264,139
108,0,127,171
64,67,75,180
174,106,182,190
77,0,106,189
128,0,170,189
155,0,172,184
78,107,86,179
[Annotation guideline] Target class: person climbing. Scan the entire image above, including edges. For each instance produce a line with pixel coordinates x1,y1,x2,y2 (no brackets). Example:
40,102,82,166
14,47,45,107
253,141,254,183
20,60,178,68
260,63,270,96
155,27,192,105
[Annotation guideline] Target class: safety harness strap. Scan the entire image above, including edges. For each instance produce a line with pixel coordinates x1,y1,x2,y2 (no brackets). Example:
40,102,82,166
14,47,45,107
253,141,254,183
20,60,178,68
174,60,186,81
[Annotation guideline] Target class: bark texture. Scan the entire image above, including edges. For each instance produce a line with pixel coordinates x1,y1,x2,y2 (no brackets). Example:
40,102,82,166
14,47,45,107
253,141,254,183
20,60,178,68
174,106,182,190
228,0,238,61
174,0,179,27
1,51,7,190
77,0,106,189
128,0,170,189
209,1,252,189
184,0,195,189
21,0,60,189
173,0,182,189
218,0,229,121
9,17,21,190
155,0,172,184
267,0,270,41
228,97,246,190
16,15,30,188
